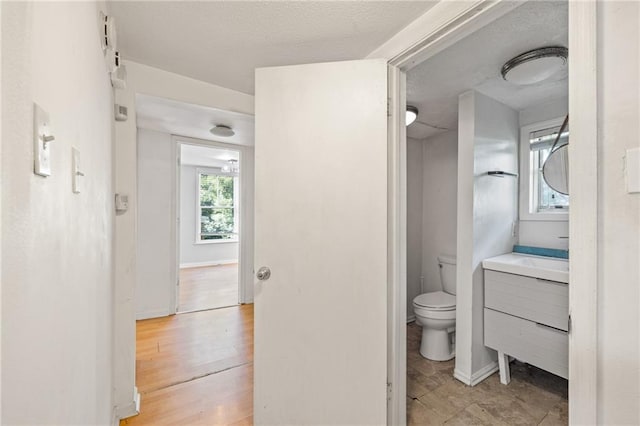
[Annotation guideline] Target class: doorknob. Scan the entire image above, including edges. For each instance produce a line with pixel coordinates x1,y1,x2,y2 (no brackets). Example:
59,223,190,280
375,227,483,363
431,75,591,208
256,266,271,281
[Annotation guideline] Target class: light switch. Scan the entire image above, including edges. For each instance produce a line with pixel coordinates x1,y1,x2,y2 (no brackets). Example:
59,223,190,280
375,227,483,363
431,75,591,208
625,147,640,194
33,103,54,177
72,147,83,193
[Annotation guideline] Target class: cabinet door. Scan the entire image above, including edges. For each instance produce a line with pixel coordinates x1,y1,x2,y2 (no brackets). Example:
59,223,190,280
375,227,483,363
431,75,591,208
485,308,568,379
485,270,568,331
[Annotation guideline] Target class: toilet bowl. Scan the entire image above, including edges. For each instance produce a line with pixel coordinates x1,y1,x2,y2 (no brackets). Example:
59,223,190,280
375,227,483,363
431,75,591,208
413,255,456,361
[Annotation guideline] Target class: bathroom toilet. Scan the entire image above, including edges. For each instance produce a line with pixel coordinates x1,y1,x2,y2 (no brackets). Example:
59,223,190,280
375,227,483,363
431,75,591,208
413,255,456,361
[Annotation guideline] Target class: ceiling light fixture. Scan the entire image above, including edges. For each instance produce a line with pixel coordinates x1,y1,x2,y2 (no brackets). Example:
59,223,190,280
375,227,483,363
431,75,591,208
501,46,568,85
406,105,418,126
222,159,239,173
210,125,235,137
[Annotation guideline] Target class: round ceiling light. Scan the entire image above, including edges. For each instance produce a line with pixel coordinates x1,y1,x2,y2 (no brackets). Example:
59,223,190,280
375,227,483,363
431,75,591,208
209,125,235,137
501,46,568,85
406,105,418,126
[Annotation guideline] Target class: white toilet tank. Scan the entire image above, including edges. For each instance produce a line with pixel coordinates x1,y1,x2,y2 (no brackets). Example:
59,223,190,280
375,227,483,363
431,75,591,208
438,255,457,295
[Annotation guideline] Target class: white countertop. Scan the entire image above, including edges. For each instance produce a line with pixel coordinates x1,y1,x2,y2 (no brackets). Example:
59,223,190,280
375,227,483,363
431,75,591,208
482,253,569,283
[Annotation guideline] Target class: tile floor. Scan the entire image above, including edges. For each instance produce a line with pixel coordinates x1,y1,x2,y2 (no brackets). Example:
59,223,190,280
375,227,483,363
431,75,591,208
407,322,568,425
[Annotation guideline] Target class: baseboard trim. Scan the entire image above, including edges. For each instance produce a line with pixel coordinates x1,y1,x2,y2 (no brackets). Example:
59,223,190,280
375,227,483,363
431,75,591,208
454,361,499,386
453,368,471,385
406,315,416,323
114,387,141,422
136,308,174,320
470,362,499,385
180,259,238,269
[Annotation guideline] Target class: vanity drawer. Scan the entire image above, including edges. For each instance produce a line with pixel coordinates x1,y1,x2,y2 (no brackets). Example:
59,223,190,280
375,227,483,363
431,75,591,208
484,308,568,379
484,269,568,331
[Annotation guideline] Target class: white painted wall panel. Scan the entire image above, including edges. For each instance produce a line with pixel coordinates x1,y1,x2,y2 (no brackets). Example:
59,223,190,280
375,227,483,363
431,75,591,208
421,131,458,294
1,2,113,423
597,2,640,423
519,221,569,250
136,128,175,319
456,90,519,384
519,96,568,128
406,138,423,320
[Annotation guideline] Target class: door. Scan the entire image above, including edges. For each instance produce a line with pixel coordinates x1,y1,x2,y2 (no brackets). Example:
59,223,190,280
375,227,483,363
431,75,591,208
254,59,389,425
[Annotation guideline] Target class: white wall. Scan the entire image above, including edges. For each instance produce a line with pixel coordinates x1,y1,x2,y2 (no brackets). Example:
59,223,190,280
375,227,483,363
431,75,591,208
0,3,3,418
597,2,640,423
519,95,568,128
518,96,569,250
113,60,254,416
406,138,423,321
455,90,519,385
2,2,114,424
136,128,176,319
179,164,239,266
421,131,458,295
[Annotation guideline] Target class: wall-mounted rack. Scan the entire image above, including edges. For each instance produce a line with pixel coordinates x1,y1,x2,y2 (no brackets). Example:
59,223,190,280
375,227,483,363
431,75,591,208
488,171,518,178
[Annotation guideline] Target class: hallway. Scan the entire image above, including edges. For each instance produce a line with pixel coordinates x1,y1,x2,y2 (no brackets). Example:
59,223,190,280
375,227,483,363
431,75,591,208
121,305,253,425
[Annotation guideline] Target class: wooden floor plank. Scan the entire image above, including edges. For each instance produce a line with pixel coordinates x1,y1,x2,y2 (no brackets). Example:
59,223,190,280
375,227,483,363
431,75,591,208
121,305,253,425
179,264,239,312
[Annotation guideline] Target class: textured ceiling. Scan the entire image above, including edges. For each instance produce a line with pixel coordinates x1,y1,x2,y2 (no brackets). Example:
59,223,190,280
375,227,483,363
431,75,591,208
407,1,568,140
136,94,255,146
110,1,436,95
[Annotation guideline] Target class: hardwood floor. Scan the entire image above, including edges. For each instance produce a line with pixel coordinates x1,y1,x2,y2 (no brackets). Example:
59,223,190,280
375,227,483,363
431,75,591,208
121,305,253,426
178,264,239,312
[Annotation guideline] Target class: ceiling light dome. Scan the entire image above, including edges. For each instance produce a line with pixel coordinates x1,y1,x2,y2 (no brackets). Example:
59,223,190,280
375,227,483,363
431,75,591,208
406,105,418,126
501,46,568,85
210,125,235,137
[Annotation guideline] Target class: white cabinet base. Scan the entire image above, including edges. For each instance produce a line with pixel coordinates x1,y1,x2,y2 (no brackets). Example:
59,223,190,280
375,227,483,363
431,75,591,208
485,308,568,380
497,351,511,385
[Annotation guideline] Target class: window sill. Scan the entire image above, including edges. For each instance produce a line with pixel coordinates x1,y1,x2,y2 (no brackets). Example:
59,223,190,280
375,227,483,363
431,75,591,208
520,211,569,222
194,239,239,245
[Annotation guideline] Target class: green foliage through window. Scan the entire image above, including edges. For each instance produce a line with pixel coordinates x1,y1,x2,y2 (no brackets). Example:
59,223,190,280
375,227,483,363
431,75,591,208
198,173,237,241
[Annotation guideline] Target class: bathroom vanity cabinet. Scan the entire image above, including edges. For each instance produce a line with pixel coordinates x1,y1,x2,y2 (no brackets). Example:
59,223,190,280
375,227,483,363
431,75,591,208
483,269,569,384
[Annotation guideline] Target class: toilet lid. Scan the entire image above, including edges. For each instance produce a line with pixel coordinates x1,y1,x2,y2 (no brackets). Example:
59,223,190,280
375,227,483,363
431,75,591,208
413,291,456,309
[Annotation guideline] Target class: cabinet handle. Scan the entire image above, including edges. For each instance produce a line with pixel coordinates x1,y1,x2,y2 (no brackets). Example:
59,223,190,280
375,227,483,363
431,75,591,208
535,322,568,334
536,278,565,285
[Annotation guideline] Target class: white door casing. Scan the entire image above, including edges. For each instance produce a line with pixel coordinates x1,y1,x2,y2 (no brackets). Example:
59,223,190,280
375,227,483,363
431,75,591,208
254,59,388,425
171,135,256,308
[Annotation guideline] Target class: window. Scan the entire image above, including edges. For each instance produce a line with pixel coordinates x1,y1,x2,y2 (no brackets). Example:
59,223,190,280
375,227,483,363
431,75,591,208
197,170,238,242
520,118,569,220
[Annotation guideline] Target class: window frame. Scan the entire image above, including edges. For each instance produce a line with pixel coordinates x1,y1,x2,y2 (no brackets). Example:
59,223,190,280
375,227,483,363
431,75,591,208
195,167,239,244
519,117,569,221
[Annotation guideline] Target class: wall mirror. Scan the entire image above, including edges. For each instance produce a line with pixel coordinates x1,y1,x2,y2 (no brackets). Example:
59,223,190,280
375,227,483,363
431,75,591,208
542,114,569,195
543,144,569,195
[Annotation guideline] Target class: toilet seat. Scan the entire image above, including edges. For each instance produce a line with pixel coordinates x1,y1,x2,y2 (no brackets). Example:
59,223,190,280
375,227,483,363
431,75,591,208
413,291,456,310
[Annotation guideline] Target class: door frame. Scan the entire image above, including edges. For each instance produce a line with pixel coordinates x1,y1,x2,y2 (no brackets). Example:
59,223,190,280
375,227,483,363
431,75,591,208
171,135,255,310
379,1,598,424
